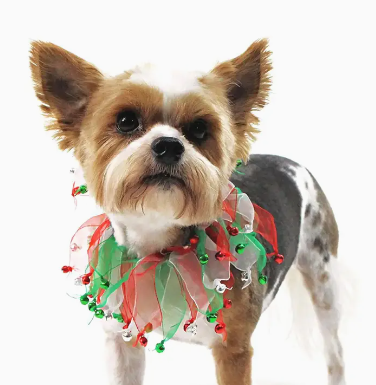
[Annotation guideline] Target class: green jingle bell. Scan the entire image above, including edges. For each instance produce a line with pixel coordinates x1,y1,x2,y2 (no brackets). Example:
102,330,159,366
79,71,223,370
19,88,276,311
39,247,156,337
199,253,209,265
88,302,97,312
113,313,124,323
80,294,89,305
95,309,105,319
100,278,110,289
206,313,218,323
235,243,246,254
79,185,88,194
155,342,165,353
258,274,268,285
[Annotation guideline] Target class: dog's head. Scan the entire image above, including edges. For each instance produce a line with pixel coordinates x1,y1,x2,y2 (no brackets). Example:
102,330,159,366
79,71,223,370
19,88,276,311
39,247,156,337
30,40,271,226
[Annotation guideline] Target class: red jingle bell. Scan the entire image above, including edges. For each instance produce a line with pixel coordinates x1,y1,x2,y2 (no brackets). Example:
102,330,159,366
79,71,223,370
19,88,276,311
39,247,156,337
183,319,194,332
274,253,284,264
82,274,91,285
223,299,232,309
215,324,226,334
227,225,239,236
215,251,225,261
190,236,199,246
61,266,73,274
139,336,148,347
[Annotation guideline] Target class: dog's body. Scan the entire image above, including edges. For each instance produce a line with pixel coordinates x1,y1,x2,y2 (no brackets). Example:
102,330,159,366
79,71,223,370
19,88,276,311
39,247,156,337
102,154,345,385
30,40,345,384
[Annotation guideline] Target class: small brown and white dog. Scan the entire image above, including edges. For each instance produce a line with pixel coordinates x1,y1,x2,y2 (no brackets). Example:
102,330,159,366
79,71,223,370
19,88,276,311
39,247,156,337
30,39,345,385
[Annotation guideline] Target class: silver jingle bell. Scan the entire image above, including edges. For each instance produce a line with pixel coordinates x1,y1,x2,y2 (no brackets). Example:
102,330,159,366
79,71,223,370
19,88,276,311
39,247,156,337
105,311,113,320
241,271,250,282
243,224,253,233
186,323,197,336
122,330,133,342
216,283,227,294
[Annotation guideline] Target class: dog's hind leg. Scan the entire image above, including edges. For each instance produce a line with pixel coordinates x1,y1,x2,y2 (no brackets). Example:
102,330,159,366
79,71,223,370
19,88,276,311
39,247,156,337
298,260,345,385
296,172,345,385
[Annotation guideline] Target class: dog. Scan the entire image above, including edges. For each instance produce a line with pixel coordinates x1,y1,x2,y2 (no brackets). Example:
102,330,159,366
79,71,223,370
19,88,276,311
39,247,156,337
30,39,345,385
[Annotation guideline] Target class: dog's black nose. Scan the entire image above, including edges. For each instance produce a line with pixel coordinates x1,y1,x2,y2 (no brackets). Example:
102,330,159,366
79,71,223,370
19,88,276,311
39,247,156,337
151,137,185,165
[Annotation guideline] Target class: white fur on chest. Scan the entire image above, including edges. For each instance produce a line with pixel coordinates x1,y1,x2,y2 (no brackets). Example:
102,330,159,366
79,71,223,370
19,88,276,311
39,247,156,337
109,211,177,255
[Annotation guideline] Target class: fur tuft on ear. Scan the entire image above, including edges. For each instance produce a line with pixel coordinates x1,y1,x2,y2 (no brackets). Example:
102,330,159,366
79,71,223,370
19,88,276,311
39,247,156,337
211,39,272,160
30,41,103,150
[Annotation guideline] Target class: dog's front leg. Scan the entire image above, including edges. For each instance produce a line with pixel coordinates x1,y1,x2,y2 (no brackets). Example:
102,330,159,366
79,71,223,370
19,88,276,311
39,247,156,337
212,271,264,385
105,332,145,385
213,343,254,385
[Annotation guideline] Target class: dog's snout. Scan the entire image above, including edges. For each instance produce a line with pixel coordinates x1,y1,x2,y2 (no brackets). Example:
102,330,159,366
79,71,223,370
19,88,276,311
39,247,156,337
151,137,185,165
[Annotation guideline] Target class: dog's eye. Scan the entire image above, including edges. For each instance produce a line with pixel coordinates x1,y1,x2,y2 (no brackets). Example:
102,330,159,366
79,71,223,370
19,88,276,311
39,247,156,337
116,110,140,133
187,119,208,140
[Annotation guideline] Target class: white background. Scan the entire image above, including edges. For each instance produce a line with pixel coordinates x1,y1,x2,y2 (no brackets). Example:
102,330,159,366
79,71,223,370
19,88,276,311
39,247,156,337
1,1,375,384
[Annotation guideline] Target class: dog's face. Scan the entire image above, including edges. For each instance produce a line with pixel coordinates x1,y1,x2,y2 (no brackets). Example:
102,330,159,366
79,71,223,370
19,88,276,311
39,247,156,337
30,40,271,226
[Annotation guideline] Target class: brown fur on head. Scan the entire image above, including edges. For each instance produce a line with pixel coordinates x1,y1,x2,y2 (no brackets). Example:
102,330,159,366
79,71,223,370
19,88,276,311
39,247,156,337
30,40,271,227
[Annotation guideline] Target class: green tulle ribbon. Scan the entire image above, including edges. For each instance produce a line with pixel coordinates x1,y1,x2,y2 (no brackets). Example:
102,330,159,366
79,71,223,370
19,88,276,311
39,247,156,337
155,262,187,342
85,236,139,307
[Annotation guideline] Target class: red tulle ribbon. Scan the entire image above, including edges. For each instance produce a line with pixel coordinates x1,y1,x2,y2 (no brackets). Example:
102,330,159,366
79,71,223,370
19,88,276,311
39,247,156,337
253,203,282,261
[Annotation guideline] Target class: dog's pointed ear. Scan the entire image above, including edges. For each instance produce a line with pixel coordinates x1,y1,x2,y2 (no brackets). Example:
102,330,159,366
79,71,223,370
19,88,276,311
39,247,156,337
30,41,103,150
210,39,272,159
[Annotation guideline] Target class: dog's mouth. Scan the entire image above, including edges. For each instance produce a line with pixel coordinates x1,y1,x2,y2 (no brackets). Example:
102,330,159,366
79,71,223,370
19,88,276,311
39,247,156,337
143,172,185,188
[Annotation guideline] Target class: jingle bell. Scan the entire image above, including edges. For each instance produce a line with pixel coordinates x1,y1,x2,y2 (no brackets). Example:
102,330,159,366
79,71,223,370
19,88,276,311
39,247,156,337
122,330,132,342
216,283,227,294
241,271,250,282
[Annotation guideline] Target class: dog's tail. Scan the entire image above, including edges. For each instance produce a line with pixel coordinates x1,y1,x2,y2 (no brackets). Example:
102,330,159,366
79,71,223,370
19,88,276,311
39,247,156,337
253,257,358,383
